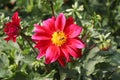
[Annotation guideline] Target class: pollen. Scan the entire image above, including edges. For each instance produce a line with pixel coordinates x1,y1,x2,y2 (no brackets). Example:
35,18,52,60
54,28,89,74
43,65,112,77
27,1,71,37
51,31,67,46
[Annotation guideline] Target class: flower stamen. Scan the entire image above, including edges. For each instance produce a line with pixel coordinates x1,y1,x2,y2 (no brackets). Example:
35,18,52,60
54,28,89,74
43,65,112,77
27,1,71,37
51,31,67,46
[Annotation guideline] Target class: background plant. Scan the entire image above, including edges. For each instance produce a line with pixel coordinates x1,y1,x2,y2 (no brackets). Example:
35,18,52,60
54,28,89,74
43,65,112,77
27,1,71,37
0,0,120,80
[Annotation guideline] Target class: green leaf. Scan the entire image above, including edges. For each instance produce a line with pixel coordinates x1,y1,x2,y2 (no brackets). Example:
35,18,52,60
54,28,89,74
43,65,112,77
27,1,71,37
0,54,9,68
0,68,13,78
0,54,13,78
21,55,36,64
84,56,105,76
85,47,100,61
14,52,24,65
82,47,106,76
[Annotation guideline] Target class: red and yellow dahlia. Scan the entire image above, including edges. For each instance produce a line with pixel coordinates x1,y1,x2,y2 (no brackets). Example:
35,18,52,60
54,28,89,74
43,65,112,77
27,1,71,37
4,12,21,42
32,13,85,66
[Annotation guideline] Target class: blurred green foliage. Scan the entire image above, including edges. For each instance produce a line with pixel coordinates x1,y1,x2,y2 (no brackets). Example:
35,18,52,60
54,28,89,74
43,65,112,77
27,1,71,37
0,0,120,80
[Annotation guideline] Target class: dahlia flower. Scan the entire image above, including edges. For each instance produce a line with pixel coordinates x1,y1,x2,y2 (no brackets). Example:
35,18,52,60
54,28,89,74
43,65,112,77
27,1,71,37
32,13,85,66
4,12,21,42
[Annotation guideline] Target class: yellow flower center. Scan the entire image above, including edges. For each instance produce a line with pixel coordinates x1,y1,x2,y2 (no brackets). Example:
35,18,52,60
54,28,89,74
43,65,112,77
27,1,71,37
51,31,67,46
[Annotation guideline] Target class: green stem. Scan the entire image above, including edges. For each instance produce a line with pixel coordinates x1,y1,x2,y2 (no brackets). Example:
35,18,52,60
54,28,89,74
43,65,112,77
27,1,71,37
107,0,110,19
106,68,118,80
21,32,37,55
48,0,55,16
22,26,29,32
83,0,91,14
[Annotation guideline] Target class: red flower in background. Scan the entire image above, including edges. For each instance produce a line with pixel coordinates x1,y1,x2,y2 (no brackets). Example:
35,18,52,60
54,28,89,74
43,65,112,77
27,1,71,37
4,12,21,42
32,13,85,66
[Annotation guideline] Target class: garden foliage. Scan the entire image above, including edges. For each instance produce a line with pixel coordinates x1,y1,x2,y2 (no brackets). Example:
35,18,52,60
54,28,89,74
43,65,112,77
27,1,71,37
0,0,120,80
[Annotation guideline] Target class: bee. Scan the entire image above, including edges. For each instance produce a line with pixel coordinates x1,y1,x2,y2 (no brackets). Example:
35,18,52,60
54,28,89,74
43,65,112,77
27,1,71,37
59,37,65,40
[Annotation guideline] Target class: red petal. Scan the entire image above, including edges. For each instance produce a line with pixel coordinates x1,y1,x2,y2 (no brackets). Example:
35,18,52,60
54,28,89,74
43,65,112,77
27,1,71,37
32,33,51,40
35,40,50,49
43,17,55,33
45,45,60,64
4,37,11,42
12,12,19,21
61,47,71,62
3,27,8,32
51,46,60,63
12,37,17,42
58,58,65,67
12,12,21,26
55,13,66,31
65,16,74,27
37,51,45,60
65,24,82,38
77,49,82,58
68,39,85,49
66,45,79,58
33,24,46,32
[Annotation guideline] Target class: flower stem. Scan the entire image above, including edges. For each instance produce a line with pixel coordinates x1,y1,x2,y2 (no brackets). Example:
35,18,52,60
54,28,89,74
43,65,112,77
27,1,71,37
105,68,118,80
48,0,55,16
22,26,29,32
20,32,37,55
82,31,89,42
